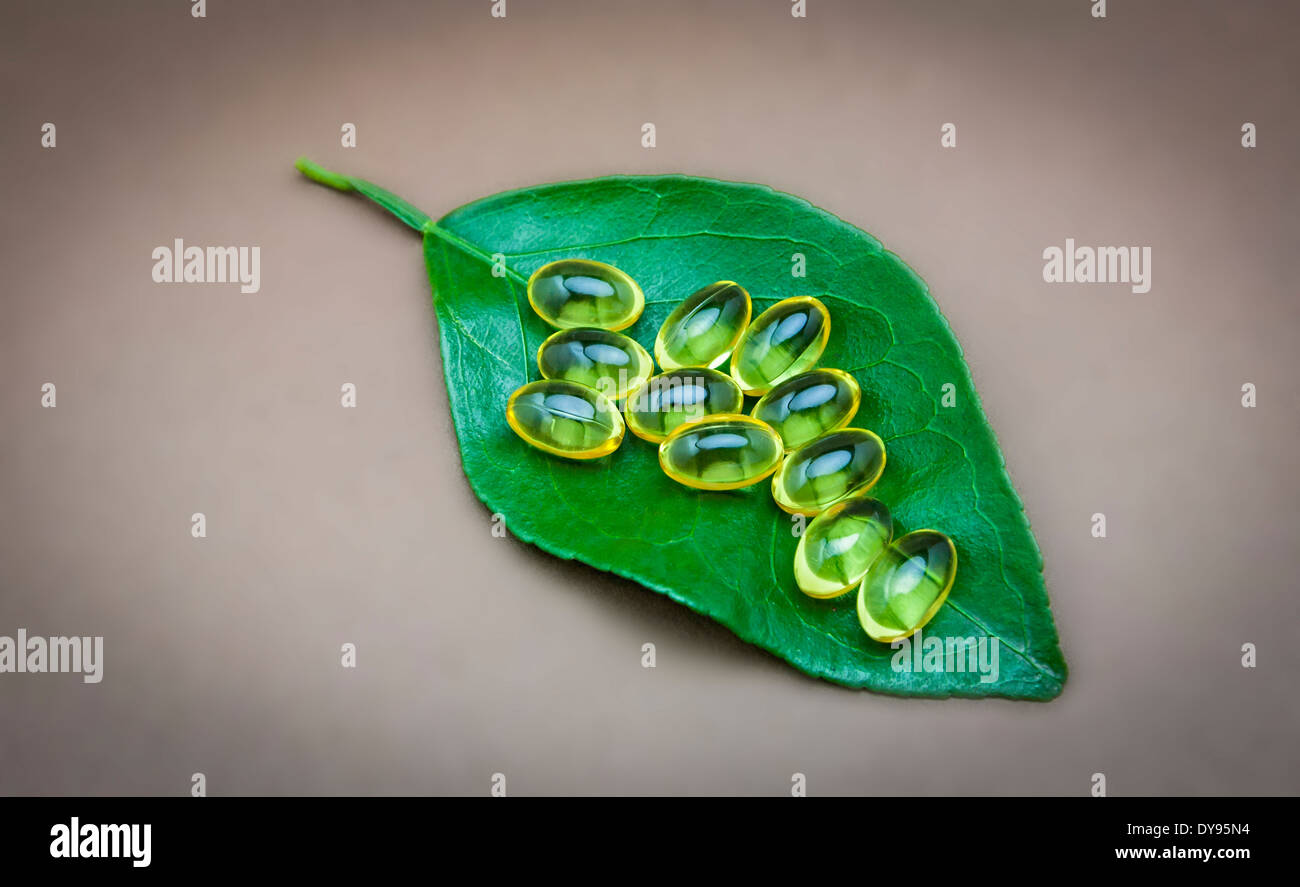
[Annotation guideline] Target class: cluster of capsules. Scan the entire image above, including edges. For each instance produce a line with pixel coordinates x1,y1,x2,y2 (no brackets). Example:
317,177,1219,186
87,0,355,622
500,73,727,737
504,258,957,644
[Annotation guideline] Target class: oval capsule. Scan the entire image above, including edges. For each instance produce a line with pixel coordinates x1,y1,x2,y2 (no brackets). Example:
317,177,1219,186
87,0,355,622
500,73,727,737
752,368,861,452
505,379,625,460
794,496,893,599
857,530,957,642
771,428,886,515
527,259,645,331
625,368,744,443
658,414,783,491
536,328,653,402
729,296,831,396
654,281,752,371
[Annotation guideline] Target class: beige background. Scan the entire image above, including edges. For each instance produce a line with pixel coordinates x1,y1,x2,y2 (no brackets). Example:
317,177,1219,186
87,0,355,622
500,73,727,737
1,0,1297,795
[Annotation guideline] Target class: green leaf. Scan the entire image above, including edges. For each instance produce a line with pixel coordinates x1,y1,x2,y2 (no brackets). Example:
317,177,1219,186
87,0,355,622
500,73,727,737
295,158,1068,700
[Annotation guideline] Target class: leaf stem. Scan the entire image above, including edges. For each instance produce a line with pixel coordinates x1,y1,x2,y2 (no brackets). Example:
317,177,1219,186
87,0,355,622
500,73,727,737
294,157,433,233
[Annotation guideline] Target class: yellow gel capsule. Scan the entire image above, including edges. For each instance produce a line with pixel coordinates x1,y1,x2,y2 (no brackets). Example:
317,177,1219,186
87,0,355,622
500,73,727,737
771,428,886,515
729,296,831,396
625,368,744,443
658,414,783,491
654,281,752,371
856,530,958,643
752,368,861,452
505,379,625,460
527,259,645,331
536,328,653,402
794,496,893,599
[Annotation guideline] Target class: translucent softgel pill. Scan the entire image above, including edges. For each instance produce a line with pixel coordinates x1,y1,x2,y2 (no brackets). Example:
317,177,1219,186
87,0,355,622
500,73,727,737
658,414,783,491
729,296,831,396
625,368,744,443
527,259,645,331
794,496,893,599
771,428,886,515
654,281,752,371
536,328,653,402
505,379,625,460
857,530,958,642
751,368,861,452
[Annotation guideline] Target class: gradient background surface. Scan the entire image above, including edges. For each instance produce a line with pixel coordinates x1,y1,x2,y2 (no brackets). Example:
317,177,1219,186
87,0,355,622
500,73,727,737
1,0,1297,795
